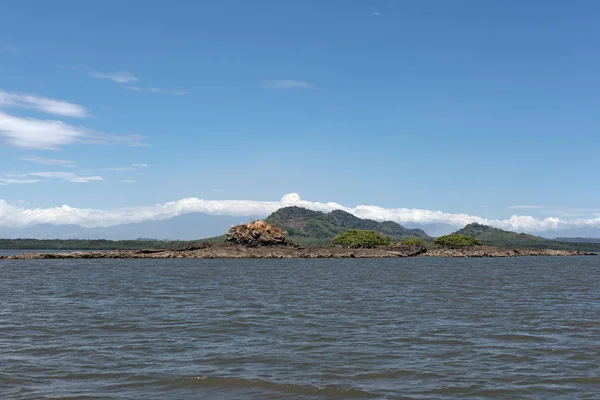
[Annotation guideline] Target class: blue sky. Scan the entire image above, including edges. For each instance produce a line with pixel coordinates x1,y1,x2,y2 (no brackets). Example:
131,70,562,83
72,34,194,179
1,0,600,230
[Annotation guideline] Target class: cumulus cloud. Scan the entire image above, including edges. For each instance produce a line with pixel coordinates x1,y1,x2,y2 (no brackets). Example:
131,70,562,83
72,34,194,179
0,90,88,117
2,193,600,233
20,156,76,167
262,80,314,90
90,71,139,84
28,171,104,183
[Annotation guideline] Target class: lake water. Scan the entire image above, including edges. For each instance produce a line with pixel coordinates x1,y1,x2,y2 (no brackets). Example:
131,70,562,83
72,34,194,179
1,258,599,399
0,249,106,256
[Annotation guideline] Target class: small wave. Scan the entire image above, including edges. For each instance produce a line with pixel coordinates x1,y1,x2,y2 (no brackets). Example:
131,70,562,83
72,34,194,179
487,333,549,342
161,376,379,398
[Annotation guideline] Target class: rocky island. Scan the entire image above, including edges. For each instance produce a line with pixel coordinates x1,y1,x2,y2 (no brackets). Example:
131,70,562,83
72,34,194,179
0,219,595,260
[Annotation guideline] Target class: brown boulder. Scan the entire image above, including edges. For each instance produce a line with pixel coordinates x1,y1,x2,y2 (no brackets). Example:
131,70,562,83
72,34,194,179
226,221,293,247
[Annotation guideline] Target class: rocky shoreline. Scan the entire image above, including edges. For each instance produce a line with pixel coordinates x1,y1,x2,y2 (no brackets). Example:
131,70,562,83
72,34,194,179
0,243,595,260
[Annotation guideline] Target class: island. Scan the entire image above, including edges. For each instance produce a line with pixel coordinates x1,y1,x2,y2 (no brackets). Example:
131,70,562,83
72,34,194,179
0,208,595,259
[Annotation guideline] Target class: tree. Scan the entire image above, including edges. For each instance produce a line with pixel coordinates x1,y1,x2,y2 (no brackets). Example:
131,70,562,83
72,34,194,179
434,234,483,249
399,238,426,247
332,229,392,248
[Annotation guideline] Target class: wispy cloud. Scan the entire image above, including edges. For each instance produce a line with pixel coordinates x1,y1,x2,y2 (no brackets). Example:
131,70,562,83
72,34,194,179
0,112,88,149
508,205,548,210
121,179,137,184
89,70,139,84
103,163,149,171
126,86,188,96
0,89,88,118
0,90,147,150
0,177,39,186
28,171,103,183
103,167,136,171
20,156,76,168
3,193,600,232
0,111,147,150
69,65,184,94
262,80,314,90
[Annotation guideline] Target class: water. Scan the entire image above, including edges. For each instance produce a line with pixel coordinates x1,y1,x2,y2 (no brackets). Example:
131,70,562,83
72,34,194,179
0,250,106,256
1,258,599,399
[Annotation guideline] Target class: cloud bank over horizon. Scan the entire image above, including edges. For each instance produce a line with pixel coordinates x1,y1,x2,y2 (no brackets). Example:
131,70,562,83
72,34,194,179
1,193,600,234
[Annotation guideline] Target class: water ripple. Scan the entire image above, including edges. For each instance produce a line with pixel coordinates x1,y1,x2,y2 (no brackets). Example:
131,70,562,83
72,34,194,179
1,257,599,399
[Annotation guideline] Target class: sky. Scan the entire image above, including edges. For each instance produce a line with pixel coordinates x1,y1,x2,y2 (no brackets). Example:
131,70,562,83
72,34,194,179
1,0,600,233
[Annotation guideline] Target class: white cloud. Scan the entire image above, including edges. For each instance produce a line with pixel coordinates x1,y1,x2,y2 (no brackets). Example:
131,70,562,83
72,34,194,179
0,112,88,149
508,205,547,210
126,86,188,95
103,163,149,171
80,132,148,147
121,180,137,184
0,90,146,150
0,90,88,117
103,167,137,171
90,71,138,84
28,171,104,183
262,80,314,90
20,156,76,167
2,193,600,233
0,112,147,150
0,178,39,186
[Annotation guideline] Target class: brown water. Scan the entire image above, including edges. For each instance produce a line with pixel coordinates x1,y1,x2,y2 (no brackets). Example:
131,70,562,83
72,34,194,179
1,258,599,399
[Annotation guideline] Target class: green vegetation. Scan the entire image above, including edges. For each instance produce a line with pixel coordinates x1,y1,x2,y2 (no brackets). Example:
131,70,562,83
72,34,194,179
434,234,483,249
264,206,430,246
399,238,427,247
332,229,393,248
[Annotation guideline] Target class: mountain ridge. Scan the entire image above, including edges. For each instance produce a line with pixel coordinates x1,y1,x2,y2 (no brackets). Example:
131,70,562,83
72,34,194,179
454,223,600,251
264,206,430,246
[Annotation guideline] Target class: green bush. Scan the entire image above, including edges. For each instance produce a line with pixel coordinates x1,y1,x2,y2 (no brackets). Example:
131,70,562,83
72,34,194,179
434,234,483,249
399,238,426,247
332,229,392,248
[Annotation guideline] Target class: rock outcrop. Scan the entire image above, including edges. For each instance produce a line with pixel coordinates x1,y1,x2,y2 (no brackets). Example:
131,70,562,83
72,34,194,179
226,221,292,247
0,243,593,260
424,245,595,257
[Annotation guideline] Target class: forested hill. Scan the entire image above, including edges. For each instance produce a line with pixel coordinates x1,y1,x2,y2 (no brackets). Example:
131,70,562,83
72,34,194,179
454,223,600,251
264,206,430,246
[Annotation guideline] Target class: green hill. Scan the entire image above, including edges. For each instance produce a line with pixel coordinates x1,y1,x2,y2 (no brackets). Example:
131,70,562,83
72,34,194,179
454,223,600,251
264,206,430,246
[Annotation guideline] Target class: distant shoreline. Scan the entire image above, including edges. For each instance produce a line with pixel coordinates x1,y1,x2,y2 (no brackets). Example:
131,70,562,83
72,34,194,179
1,244,595,260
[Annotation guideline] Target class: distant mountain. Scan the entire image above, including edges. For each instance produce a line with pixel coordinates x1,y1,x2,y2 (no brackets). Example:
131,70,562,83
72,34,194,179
454,223,600,251
537,227,600,239
0,213,259,241
403,222,457,237
554,237,600,243
264,206,431,246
